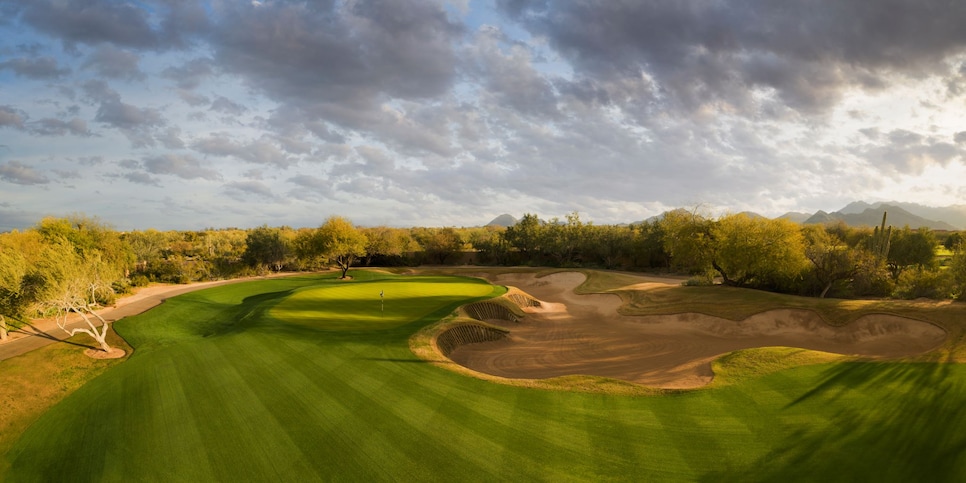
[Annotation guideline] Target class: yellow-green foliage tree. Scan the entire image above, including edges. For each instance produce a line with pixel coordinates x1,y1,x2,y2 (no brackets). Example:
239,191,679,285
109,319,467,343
950,245,966,301
887,226,937,282
304,217,368,278
412,227,464,264
242,225,291,272
36,241,120,352
658,208,716,280
502,213,543,262
361,226,416,266
710,214,808,288
803,224,858,298
0,231,46,341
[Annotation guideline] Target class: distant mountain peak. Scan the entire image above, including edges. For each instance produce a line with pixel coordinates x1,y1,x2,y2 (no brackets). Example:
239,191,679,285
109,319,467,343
486,214,518,227
804,202,958,230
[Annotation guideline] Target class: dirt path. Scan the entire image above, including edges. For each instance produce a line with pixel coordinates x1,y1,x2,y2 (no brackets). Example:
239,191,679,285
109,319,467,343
448,272,947,389
0,272,312,361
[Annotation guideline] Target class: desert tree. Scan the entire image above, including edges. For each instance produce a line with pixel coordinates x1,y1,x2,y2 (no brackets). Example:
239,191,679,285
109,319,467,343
542,212,584,266
0,248,29,342
35,240,121,353
122,229,167,274
710,214,808,289
887,226,937,282
503,213,543,262
304,217,368,278
466,225,510,265
243,225,291,272
581,224,634,269
0,231,46,341
949,245,966,301
361,226,415,266
658,207,716,280
803,224,858,298
943,232,963,251
412,227,464,265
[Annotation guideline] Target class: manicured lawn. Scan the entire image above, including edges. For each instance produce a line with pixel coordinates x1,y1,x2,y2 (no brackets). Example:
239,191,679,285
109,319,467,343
3,270,966,481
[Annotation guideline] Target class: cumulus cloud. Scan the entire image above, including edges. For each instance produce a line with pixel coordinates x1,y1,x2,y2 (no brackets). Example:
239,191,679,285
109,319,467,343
498,0,966,117
855,129,965,176
10,0,205,51
209,96,248,116
82,45,144,80
143,154,221,180
192,133,296,167
162,57,214,90
29,117,91,136
82,79,166,146
210,0,462,127
3,0,966,229
121,171,161,186
0,56,70,78
0,105,27,129
0,160,49,185
223,180,277,201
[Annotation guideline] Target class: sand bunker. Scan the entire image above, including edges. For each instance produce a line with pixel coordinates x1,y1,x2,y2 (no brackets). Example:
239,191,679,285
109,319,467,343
446,272,947,389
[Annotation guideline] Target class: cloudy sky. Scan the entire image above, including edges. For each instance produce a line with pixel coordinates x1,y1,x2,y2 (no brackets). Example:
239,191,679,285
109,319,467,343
2,0,966,231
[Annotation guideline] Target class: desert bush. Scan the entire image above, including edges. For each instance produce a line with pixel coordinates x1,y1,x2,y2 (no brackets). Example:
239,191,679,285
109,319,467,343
894,268,952,300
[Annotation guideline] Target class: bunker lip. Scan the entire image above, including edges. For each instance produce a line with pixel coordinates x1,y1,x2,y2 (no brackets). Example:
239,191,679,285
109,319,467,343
444,272,948,390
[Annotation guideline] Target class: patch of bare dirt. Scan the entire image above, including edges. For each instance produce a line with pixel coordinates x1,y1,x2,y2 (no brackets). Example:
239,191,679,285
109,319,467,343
448,272,947,389
84,348,127,359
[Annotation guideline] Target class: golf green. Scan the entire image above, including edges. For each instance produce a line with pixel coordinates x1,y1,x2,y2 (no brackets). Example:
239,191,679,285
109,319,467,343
268,276,497,331
4,271,966,481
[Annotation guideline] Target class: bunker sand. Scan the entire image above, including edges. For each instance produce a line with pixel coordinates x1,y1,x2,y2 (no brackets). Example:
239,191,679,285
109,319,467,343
448,272,947,389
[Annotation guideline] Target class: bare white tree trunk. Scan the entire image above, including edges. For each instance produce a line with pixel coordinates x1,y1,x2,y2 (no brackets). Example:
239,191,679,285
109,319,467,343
54,298,113,353
0,315,7,342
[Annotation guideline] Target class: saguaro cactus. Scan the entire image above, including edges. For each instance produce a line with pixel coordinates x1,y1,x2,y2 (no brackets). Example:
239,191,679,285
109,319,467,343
870,211,892,260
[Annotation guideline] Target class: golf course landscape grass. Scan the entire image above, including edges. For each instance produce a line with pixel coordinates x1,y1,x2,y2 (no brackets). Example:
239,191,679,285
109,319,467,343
3,269,966,481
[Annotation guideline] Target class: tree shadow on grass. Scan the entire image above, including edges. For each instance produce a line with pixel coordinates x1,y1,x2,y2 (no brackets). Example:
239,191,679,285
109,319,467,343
702,358,966,482
12,321,98,349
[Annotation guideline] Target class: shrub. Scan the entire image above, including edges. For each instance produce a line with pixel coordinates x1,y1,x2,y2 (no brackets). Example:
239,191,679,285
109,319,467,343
894,268,952,300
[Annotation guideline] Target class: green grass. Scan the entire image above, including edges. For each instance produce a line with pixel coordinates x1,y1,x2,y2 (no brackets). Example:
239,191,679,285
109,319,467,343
4,269,966,481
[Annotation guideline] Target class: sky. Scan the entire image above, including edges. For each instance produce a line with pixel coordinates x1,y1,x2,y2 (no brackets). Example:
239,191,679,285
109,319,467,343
2,0,966,231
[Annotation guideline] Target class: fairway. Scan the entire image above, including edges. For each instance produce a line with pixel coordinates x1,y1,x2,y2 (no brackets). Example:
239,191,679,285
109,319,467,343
4,270,966,481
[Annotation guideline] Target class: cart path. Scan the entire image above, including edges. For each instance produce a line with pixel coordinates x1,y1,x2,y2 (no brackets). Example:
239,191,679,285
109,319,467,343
0,272,310,361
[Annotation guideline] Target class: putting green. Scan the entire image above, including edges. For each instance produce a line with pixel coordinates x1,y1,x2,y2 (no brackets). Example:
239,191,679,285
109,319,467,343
269,277,496,331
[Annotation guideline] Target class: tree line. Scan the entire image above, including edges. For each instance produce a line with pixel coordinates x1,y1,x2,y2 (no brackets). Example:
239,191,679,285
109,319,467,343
3,210,966,347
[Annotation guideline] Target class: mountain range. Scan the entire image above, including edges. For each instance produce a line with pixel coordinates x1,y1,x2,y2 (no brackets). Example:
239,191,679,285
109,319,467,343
793,202,966,230
488,201,966,230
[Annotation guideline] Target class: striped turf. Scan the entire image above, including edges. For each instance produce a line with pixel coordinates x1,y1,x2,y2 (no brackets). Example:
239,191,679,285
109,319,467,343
5,271,966,481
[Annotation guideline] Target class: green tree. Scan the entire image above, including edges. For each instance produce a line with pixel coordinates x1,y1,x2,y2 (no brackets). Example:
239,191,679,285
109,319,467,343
658,208,716,279
466,225,509,265
887,227,936,282
710,214,808,288
243,225,291,272
0,231,46,341
36,240,121,353
412,227,464,264
950,245,966,301
503,213,543,262
630,222,670,269
582,224,633,269
0,248,29,342
942,232,963,251
308,217,368,278
542,212,584,266
803,225,858,298
361,226,415,266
